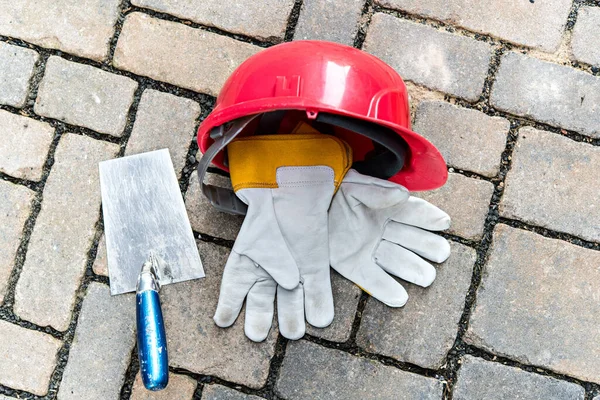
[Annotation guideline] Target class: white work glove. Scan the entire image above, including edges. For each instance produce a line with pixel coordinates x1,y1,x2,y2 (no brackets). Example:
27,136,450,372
329,169,451,307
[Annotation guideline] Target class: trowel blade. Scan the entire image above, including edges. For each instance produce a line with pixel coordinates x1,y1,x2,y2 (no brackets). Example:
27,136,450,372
99,149,204,295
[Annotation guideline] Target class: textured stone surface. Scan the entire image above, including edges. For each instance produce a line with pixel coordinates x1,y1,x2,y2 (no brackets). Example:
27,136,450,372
491,52,600,138
454,356,585,400
0,43,38,107
92,234,108,276
571,7,600,67
162,241,277,388
35,57,137,137
465,225,600,384
500,127,600,242
377,0,572,52
203,385,264,400
0,0,121,61
413,101,509,177
364,14,492,101
14,134,119,331
293,0,364,45
131,0,295,41
0,110,54,181
114,13,260,97
185,171,243,241
0,181,34,302
131,372,196,400
58,283,135,400
357,242,476,369
126,89,201,175
0,320,62,396
277,340,443,399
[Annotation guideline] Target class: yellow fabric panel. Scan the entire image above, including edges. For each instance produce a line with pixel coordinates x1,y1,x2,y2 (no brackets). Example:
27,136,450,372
228,134,352,192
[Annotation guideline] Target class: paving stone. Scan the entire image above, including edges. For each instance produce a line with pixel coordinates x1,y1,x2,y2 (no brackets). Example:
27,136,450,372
276,340,443,399
376,0,571,52
293,0,364,45
465,225,600,384
357,242,475,369
491,52,600,138
0,110,54,181
500,127,600,242
454,356,585,400
0,0,121,61
35,57,137,137
58,283,135,400
92,234,108,277
185,171,243,241
572,7,600,67
0,181,34,302
0,320,62,396
14,134,119,331
364,14,492,101
131,371,196,400
113,13,261,97
126,89,200,175
131,0,295,41
413,101,509,177
162,241,277,389
0,43,38,107
417,173,493,241
202,385,264,400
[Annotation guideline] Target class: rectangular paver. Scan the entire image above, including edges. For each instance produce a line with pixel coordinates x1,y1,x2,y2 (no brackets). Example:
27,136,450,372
126,89,201,175
0,42,38,107
0,321,62,396
0,0,121,61
491,52,600,138
500,127,600,242
92,234,108,277
276,340,443,399
572,7,600,67
454,355,585,400
293,0,364,45
465,225,600,384
357,242,476,369
0,110,54,181
14,133,119,331
413,101,509,177
203,385,264,400
58,282,135,400
377,0,572,52
35,57,138,137
131,372,196,400
113,13,261,97
364,14,493,101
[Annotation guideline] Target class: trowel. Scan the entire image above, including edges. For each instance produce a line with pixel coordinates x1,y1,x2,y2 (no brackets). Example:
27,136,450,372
99,149,204,391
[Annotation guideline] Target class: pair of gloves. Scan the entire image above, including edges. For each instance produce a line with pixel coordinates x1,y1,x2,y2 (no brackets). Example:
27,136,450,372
213,133,451,341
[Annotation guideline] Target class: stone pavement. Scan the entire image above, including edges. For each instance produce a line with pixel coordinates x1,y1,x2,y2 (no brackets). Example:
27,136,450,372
0,0,599,399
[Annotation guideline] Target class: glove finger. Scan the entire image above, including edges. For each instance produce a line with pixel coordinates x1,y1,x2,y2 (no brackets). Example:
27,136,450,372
375,240,437,287
383,221,451,263
276,285,305,340
244,279,277,342
340,170,409,209
392,197,451,231
303,271,334,328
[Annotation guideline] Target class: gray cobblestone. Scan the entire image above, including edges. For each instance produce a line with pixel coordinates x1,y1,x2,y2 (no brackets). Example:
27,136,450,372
203,385,265,400
92,234,108,276
131,371,196,399
0,320,62,396
413,101,509,177
0,43,38,107
293,0,364,45
162,241,277,388
491,52,600,138
572,7,600,67
0,0,121,61
465,224,600,384
376,0,572,52
14,133,119,331
0,181,34,301
131,0,295,41
364,14,492,101
0,110,54,181
113,13,261,97
35,57,137,137
454,356,585,400
276,340,443,399
500,127,600,242
125,89,201,175
357,242,476,369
